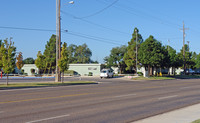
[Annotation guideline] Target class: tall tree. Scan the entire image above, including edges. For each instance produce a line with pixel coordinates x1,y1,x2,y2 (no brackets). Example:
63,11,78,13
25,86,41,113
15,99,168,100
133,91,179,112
167,46,182,75
104,45,127,73
123,28,143,73
23,57,35,64
195,53,200,69
138,35,163,76
1,38,16,85
35,51,45,74
43,34,56,74
16,52,24,74
58,42,69,82
67,44,77,63
72,43,92,63
0,40,3,69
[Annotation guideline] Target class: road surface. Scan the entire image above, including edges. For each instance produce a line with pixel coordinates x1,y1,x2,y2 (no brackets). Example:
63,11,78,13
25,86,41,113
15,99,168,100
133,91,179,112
0,77,200,123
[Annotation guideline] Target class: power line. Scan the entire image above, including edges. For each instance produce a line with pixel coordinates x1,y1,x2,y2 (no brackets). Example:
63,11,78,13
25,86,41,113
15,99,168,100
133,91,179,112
78,0,119,19
0,26,124,45
97,0,181,29
63,31,123,45
61,10,130,35
0,26,56,32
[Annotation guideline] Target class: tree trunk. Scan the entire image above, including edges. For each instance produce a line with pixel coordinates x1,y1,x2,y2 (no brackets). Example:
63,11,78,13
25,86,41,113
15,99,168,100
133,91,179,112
6,74,8,86
168,67,170,76
62,72,64,83
173,67,176,76
148,65,150,76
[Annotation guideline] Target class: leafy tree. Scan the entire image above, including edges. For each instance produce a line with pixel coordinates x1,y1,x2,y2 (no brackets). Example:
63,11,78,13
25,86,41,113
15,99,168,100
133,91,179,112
67,43,93,64
167,46,182,75
23,57,35,64
104,45,127,73
58,42,69,82
138,35,163,76
195,53,200,69
16,52,24,74
35,51,45,74
0,40,3,69
178,44,194,71
123,28,143,73
1,38,16,85
68,44,77,63
43,34,56,74
75,43,92,63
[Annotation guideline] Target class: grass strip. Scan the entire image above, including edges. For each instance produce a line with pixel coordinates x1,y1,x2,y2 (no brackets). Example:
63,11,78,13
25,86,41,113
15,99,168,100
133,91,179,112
192,119,200,123
132,76,175,80
0,81,97,89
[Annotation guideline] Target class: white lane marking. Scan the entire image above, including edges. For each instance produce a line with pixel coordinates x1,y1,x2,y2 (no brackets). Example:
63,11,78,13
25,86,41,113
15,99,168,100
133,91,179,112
114,94,136,98
180,86,193,90
26,114,70,123
158,95,178,100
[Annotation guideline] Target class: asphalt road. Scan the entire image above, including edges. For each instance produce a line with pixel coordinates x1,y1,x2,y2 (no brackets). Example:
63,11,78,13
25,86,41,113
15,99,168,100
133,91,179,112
1,77,200,123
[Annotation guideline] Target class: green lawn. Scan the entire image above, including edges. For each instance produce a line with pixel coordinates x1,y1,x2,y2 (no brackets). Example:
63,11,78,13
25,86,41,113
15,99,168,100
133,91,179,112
132,76,175,80
0,81,97,89
192,119,200,123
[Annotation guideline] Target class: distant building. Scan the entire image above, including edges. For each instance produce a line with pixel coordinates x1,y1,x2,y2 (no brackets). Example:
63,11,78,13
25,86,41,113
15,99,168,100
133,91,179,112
68,64,101,76
21,64,101,76
21,64,39,75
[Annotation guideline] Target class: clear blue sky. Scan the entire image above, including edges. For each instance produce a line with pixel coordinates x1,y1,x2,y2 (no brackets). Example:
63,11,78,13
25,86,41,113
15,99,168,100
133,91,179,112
0,0,200,63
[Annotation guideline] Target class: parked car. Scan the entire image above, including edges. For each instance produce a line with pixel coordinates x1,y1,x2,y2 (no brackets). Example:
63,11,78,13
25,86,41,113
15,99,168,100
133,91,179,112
186,69,195,75
100,69,113,79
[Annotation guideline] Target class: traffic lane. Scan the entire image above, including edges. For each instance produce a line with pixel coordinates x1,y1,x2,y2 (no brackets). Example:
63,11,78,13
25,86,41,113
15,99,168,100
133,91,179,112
0,76,131,84
1,84,200,123
0,78,200,104
1,80,200,122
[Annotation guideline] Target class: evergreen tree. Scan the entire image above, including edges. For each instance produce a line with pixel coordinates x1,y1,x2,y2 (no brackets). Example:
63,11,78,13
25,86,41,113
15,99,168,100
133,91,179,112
123,28,143,73
43,34,56,74
138,35,163,76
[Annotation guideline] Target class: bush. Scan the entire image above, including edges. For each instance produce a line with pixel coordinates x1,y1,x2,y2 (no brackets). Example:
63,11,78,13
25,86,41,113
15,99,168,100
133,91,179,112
88,72,93,76
137,72,143,76
64,70,78,76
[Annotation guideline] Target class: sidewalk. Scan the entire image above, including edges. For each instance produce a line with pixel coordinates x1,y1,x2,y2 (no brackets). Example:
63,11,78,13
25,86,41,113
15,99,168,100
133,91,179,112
133,103,200,123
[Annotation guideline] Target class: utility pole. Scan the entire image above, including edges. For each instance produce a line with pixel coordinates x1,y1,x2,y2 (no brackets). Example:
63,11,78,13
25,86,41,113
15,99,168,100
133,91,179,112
187,41,190,52
180,21,189,75
187,41,190,70
135,29,138,75
168,39,170,52
55,0,61,82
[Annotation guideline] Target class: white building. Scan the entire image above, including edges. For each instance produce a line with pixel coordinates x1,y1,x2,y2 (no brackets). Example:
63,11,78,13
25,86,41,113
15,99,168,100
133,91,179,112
21,64,101,76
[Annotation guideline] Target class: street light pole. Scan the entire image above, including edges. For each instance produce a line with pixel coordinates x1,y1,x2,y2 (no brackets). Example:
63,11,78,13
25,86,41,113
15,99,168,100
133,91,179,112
55,0,61,82
55,0,74,82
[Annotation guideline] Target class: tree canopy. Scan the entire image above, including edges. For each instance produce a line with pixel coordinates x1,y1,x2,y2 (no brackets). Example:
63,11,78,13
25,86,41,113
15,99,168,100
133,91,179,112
123,28,143,72
23,57,35,64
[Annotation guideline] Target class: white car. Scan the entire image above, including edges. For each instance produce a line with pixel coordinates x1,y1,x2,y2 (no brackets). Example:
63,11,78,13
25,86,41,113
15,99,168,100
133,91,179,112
100,69,114,79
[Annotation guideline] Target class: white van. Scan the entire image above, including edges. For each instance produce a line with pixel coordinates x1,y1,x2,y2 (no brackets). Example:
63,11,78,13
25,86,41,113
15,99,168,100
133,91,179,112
100,69,114,79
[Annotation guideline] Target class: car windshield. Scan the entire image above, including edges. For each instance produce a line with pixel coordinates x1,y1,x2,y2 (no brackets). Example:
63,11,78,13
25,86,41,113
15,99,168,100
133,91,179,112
101,70,107,73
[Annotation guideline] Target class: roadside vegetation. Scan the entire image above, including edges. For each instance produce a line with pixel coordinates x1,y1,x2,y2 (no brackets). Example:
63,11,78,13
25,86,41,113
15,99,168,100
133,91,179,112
192,119,200,123
132,76,175,80
0,81,96,89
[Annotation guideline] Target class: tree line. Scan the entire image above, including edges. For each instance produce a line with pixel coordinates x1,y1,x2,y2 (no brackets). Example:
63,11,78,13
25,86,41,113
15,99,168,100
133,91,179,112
35,34,95,74
104,28,200,76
